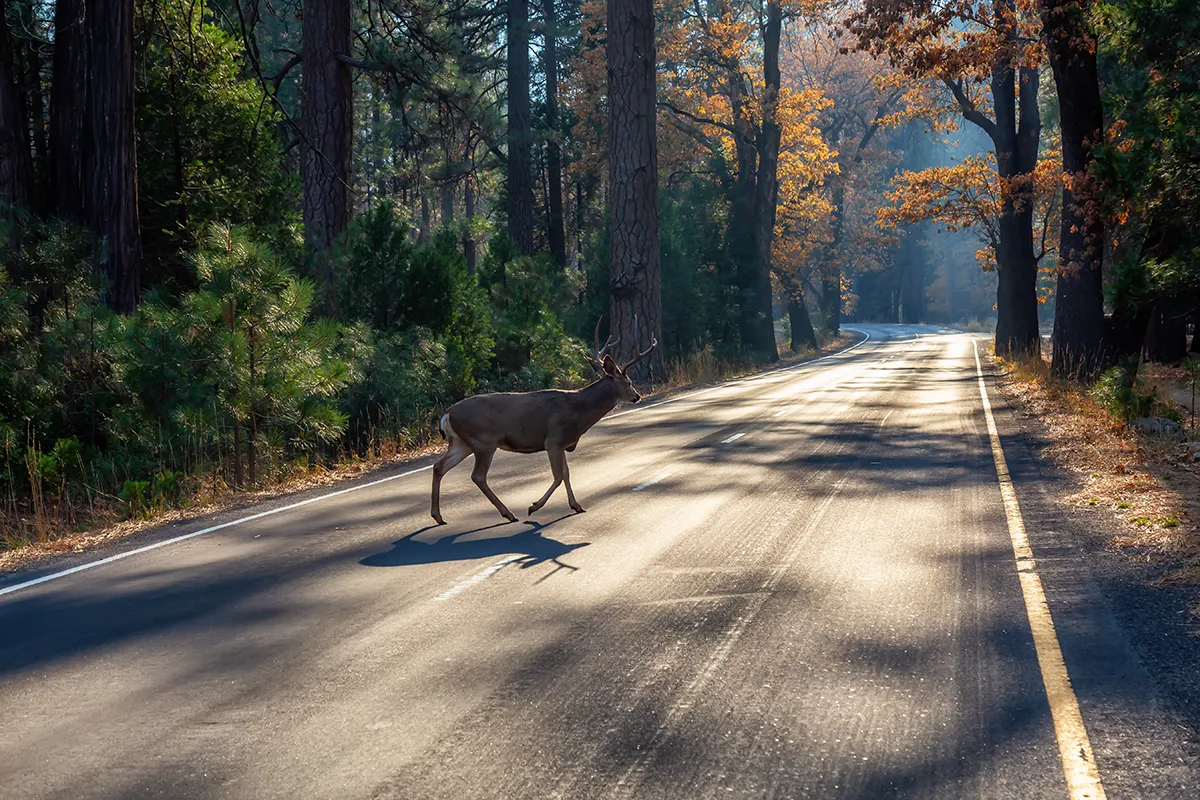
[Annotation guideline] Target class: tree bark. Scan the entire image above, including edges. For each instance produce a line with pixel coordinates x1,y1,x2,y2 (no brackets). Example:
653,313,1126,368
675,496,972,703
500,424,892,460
542,0,566,265
987,48,1041,358
84,0,140,312
781,274,817,352
417,190,430,245
820,176,846,336
507,0,535,255
49,0,85,220
0,0,32,223
724,62,759,351
1145,305,1188,363
440,179,454,227
748,1,782,362
463,172,476,274
899,225,926,323
607,0,663,382
1043,0,1108,378
16,1,46,215
302,0,353,314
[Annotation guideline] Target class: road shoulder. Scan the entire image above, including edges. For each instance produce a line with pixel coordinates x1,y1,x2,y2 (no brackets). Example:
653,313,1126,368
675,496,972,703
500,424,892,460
980,353,1200,796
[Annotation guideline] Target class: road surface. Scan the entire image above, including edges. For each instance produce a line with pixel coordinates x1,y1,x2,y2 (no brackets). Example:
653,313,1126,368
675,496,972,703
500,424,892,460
0,325,1194,799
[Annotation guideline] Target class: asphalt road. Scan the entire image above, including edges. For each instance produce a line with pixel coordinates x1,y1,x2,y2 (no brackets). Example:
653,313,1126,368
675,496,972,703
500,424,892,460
0,324,1195,799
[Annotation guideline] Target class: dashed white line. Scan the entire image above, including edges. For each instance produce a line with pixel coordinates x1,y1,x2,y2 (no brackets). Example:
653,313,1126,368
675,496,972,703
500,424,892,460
432,554,524,601
721,433,746,444
0,329,878,600
632,472,673,491
603,328,873,421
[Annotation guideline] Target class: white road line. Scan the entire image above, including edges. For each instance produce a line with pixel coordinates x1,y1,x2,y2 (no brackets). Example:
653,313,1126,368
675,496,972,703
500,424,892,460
432,554,523,601
0,328,877,600
0,464,435,599
603,327,873,421
720,433,745,444
632,472,673,492
973,342,1106,800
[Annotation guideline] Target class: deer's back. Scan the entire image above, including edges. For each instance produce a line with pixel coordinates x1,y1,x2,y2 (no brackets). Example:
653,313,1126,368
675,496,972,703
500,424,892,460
447,390,576,453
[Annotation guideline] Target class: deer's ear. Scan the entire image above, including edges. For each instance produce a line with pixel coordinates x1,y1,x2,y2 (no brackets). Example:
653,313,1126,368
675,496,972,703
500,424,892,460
601,354,617,375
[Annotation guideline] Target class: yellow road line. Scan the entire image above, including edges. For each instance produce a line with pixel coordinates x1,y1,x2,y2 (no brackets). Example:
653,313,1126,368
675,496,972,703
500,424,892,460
973,342,1106,800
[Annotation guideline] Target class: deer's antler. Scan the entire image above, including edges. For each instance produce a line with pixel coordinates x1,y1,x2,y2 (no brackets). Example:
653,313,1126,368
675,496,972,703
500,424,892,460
622,314,658,370
591,317,619,373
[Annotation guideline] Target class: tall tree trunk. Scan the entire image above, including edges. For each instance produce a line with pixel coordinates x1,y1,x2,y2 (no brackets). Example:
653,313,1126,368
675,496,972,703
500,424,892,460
542,0,566,265
726,66,758,351
368,95,382,207
84,0,140,312
302,0,353,314
463,172,476,274
899,225,926,323
417,190,431,245
0,0,32,223
1145,305,1188,363
440,179,454,227
1044,0,1108,378
820,176,846,336
749,1,782,362
607,0,663,381
49,0,85,221
788,296,817,352
507,0,534,255
987,50,1041,358
782,274,817,352
17,1,46,215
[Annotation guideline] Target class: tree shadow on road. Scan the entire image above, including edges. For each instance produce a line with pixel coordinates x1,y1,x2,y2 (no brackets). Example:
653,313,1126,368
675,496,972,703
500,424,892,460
360,516,589,571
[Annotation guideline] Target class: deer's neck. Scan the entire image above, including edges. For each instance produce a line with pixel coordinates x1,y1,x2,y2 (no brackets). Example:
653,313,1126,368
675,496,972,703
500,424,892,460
573,379,620,432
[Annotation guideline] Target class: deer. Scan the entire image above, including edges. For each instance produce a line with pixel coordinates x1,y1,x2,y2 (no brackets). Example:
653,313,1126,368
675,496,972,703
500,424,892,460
430,319,657,525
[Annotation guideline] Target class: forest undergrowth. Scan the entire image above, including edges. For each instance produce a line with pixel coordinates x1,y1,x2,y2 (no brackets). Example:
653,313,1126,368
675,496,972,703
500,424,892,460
993,347,1200,617
0,304,855,574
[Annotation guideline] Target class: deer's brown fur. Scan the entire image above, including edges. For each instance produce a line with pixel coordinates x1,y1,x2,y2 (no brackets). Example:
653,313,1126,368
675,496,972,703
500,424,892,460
430,321,655,524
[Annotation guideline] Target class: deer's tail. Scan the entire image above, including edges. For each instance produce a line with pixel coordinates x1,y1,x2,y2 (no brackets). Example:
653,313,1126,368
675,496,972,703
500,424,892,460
438,413,452,441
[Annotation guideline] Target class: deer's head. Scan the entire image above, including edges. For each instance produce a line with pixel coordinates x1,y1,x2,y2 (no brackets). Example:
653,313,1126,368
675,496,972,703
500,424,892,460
591,317,657,404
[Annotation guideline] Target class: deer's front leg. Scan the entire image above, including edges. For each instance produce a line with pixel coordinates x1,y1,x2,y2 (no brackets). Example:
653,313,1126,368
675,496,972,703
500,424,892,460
561,450,584,514
528,446,565,516
471,447,517,522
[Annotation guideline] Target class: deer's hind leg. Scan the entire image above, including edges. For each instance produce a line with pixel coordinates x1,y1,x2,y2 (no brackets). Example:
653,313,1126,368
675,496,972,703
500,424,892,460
471,446,517,522
431,435,470,525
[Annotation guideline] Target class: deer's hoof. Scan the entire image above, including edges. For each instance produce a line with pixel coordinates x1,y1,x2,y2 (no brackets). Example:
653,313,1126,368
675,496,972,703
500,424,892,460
432,515,446,526
504,512,518,522
572,505,586,514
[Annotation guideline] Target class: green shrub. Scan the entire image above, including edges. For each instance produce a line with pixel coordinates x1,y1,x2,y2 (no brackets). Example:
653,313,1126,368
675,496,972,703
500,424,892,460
1091,358,1158,421
120,480,152,518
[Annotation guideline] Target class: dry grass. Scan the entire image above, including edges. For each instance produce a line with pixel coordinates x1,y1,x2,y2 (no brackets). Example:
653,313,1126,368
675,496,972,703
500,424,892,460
0,333,862,575
991,347,1200,614
0,436,443,574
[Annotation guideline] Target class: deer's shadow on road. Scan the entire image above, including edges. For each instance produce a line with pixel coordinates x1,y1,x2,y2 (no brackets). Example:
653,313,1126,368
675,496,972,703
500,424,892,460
360,516,589,572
